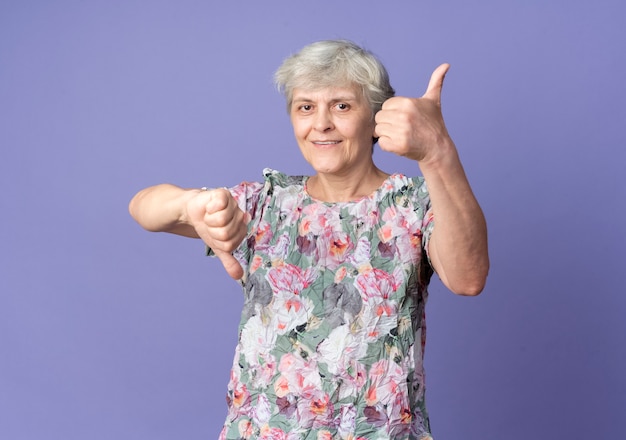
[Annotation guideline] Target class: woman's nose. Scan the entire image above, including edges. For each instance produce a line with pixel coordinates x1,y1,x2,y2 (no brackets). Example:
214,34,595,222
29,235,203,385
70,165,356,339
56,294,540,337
314,109,333,132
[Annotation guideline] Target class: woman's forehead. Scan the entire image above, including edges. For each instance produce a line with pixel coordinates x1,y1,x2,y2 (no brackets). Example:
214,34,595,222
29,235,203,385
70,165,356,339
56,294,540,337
291,85,363,102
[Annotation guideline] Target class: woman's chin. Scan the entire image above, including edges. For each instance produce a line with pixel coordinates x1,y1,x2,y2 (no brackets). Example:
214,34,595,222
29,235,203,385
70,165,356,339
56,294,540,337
308,161,340,175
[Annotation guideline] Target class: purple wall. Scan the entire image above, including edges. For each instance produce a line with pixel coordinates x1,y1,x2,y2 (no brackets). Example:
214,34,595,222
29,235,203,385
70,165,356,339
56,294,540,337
1,1,624,439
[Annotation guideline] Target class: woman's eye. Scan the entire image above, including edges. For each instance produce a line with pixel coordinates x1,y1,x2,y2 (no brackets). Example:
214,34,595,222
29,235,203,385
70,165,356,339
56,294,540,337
300,104,312,111
336,103,349,111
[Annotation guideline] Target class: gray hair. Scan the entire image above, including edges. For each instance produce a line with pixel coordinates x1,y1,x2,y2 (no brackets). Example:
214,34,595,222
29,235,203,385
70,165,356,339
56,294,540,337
274,40,395,116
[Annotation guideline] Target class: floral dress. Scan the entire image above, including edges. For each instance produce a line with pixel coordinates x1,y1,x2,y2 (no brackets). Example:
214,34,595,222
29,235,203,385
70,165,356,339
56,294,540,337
216,169,435,440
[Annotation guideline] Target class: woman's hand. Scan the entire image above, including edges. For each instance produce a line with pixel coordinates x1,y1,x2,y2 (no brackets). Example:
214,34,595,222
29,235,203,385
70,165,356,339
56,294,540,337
185,188,247,280
129,184,247,280
374,63,453,165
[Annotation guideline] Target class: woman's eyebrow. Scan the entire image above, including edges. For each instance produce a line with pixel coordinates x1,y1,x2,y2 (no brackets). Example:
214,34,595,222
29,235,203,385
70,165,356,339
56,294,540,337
292,95,358,103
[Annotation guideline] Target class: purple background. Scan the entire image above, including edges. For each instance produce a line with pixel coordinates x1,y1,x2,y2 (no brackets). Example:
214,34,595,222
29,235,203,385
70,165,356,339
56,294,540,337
1,1,625,439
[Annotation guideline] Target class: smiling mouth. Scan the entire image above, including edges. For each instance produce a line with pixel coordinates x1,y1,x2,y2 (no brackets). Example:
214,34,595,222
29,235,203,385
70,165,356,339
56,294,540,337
312,141,341,145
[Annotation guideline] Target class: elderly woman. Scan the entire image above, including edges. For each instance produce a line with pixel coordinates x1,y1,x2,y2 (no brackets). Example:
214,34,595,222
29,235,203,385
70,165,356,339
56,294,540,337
129,40,488,440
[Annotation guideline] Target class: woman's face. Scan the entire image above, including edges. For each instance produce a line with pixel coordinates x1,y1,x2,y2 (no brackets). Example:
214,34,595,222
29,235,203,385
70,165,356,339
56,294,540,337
290,84,375,176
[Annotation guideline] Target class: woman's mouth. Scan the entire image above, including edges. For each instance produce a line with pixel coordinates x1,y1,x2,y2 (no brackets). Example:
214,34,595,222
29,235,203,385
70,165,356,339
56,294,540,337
312,140,341,146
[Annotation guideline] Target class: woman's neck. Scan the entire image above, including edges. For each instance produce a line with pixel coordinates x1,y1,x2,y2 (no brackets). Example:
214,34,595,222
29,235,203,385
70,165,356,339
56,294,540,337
307,166,389,203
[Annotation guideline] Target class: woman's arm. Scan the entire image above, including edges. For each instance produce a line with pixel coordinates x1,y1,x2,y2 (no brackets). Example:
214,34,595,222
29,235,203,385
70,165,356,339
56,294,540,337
418,142,489,296
129,183,203,237
128,185,247,279
375,64,489,295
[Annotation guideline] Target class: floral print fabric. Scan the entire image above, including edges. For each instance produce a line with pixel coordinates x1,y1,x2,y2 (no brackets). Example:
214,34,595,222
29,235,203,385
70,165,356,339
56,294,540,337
217,169,435,440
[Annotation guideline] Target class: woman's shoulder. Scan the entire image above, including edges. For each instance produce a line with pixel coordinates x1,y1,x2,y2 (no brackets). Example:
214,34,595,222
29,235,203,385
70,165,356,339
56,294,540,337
262,168,306,189
381,173,429,198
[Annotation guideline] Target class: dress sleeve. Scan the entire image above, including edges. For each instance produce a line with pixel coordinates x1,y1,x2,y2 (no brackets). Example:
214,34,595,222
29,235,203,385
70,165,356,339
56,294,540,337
412,177,435,267
421,200,435,265
229,180,266,220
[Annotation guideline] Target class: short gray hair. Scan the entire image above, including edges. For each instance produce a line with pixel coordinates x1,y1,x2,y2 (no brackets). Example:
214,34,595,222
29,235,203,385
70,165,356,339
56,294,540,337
274,40,395,116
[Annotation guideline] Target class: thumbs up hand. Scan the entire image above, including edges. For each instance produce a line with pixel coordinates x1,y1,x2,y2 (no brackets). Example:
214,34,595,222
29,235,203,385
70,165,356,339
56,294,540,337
374,63,453,165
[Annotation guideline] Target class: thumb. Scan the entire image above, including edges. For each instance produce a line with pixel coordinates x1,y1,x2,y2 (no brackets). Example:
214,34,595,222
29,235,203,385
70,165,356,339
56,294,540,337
423,63,450,102
214,249,244,280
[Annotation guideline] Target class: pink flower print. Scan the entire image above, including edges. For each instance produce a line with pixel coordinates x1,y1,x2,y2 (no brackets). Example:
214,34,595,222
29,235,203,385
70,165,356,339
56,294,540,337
339,360,367,400
252,393,272,426
376,301,395,317
237,420,254,439
250,255,264,273
267,233,291,264
319,231,354,268
359,305,397,342
337,404,357,438
366,359,406,407
276,351,321,396
274,375,290,398
272,294,313,334
278,352,297,373
259,425,287,440
356,264,403,339
382,205,399,223
399,407,412,425
316,430,333,440
302,203,344,235
347,237,372,270
365,381,378,407
232,381,251,409
329,232,352,260
377,224,395,243
356,268,400,303
347,201,379,231
388,399,413,438
296,389,334,429
322,358,366,402
251,353,277,389
394,213,423,263
299,204,328,236
382,201,425,263
309,392,331,417
254,220,273,249
230,181,262,214
285,298,302,313
334,267,348,283
298,216,313,236
377,206,405,244
320,205,344,232
408,223,423,248
267,263,317,295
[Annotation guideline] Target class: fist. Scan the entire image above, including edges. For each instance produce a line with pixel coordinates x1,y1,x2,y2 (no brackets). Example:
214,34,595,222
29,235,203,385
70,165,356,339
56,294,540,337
374,63,453,163
187,188,247,280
